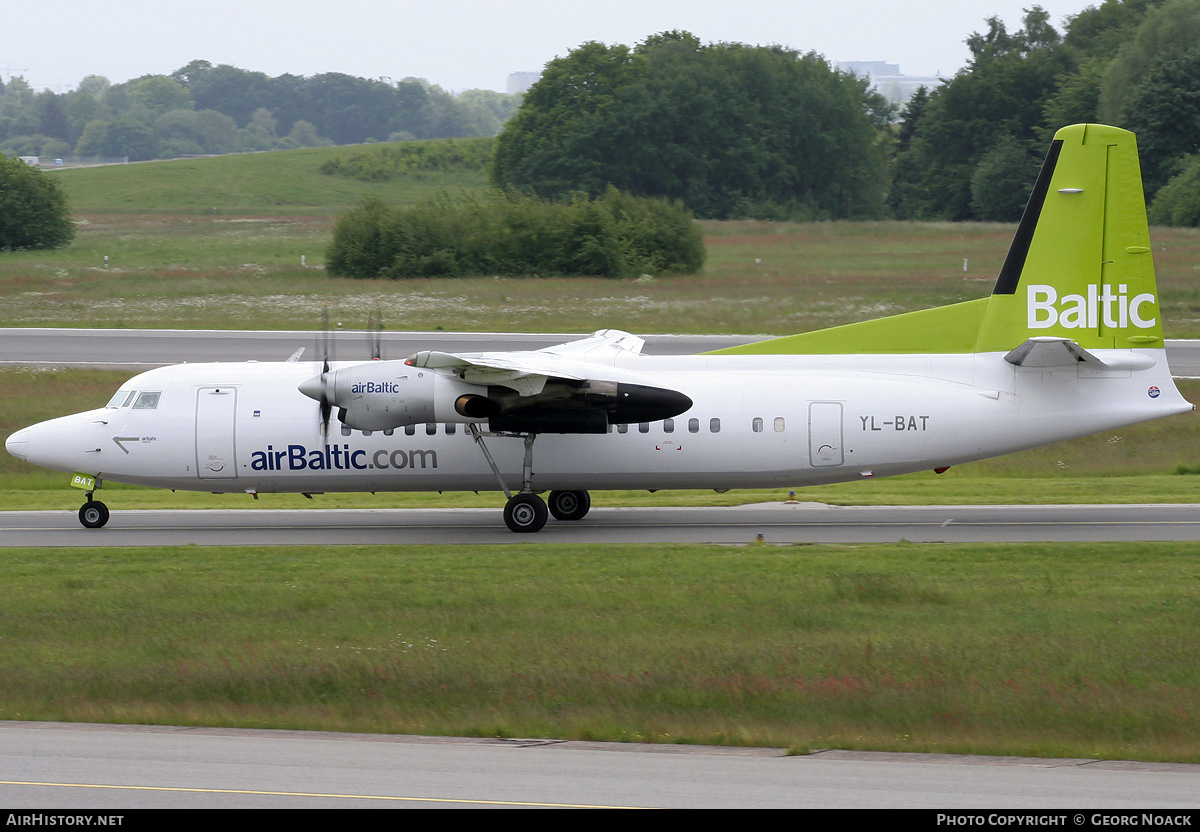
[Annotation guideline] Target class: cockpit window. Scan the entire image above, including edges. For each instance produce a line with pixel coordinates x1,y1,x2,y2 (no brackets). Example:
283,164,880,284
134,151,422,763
132,391,161,410
106,390,135,409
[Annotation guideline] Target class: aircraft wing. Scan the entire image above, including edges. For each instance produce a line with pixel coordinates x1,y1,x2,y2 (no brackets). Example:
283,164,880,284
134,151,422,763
1004,337,1156,370
305,329,692,433
406,330,653,396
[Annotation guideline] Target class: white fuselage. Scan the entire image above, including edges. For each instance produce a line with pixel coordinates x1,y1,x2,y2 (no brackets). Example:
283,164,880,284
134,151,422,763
7,348,1188,495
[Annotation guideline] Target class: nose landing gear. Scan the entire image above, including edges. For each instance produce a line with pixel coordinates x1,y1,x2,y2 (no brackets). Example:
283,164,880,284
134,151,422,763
78,492,110,529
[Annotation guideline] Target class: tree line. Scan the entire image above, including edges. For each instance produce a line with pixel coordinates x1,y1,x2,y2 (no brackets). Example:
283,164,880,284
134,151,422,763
0,61,522,162
490,2,1200,227
13,0,1200,260
891,0,1200,225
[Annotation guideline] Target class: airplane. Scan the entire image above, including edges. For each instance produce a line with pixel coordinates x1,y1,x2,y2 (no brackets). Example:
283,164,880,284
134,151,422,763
5,123,1193,533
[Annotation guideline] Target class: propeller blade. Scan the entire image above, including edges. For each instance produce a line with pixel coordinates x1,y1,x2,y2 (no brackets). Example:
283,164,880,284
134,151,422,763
368,305,384,360
316,306,335,436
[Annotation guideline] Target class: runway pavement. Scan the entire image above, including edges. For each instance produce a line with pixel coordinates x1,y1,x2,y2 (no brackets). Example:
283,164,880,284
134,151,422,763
5,502,1200,546
3,721,1198,809
0,327,756,368
3,327,1199,374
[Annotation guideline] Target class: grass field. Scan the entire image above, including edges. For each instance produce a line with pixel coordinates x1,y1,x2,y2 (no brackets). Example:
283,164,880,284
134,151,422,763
2,541,1198,761
1,144,1199,335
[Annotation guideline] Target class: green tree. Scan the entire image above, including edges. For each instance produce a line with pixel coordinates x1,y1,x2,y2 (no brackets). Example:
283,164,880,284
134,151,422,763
1098,0,1200,124
0,156,74,250
157,108,239,155
492,33,889,220
127,75,194,116
1122,47,1200,196
890,7,1070,220
1148,154,1200,224
970,133,1040,221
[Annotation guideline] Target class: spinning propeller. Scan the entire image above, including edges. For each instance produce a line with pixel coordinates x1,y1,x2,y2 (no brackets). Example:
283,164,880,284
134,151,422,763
299,306,387,436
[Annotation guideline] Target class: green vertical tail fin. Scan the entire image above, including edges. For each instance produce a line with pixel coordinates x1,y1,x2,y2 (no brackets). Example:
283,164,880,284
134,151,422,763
974,123,1161,352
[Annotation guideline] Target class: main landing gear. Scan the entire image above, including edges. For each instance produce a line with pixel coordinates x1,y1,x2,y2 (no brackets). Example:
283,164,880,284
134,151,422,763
78,491,110,529
467,426,591,533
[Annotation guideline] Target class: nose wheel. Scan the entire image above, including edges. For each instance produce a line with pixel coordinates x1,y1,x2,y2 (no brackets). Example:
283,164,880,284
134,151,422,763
78,498,110,529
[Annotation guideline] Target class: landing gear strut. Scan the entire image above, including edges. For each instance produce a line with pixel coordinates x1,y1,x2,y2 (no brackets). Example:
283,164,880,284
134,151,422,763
467,426,590,533
78,492,110,529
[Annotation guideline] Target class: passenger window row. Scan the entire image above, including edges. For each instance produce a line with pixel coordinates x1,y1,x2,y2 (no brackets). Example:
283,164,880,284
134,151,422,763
341,423,459,437
616,417,724,434
339,417,786,437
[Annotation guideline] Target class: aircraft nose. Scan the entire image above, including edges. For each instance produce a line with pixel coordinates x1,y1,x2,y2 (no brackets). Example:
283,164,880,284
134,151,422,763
5,427,30,461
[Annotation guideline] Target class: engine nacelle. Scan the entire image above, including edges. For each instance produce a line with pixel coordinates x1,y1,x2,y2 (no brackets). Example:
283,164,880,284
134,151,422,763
311,362,482,431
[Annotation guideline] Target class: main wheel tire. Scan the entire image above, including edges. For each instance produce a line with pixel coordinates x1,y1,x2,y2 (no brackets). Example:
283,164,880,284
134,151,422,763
504,493,548,533
79,500,110,529
548,489,591,521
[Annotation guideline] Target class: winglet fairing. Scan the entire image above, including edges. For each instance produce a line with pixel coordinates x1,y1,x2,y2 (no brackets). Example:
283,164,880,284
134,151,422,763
6,124,1192,533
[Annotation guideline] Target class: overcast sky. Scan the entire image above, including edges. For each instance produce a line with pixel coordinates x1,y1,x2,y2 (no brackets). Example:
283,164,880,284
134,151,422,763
3,0,1095,94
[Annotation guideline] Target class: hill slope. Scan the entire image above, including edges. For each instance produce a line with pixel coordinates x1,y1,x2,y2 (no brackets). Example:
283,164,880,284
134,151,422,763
56,142,491,215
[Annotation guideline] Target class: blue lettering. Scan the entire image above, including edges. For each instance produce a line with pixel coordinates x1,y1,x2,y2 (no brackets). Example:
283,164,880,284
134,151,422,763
287,444,307,470
254,443,439,472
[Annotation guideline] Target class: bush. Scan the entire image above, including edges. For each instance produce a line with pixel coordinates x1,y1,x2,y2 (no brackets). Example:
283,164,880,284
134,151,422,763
326,187,704,279
319,137,495,181
0,156,75,251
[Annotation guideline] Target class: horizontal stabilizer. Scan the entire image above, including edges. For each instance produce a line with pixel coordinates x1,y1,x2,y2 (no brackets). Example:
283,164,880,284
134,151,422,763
1004,336,1155,370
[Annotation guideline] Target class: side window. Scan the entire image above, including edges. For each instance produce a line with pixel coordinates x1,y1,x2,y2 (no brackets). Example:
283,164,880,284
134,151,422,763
445,423,456,436
404,424,416,436
426,423,437,436
663,418,674,434
709,417,721,433
639,423,650,434
616,424,628,434
774,417,786,432
688,418,699,434
752,417,763,433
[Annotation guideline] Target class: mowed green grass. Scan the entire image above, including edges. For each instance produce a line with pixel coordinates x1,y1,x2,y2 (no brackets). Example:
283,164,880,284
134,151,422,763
3,541,1199,761
58,146,488,214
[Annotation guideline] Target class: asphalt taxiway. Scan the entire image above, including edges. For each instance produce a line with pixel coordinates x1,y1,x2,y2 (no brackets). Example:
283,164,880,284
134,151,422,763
4,502,1199,547
3,327,1200,375
3,721,1198,809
